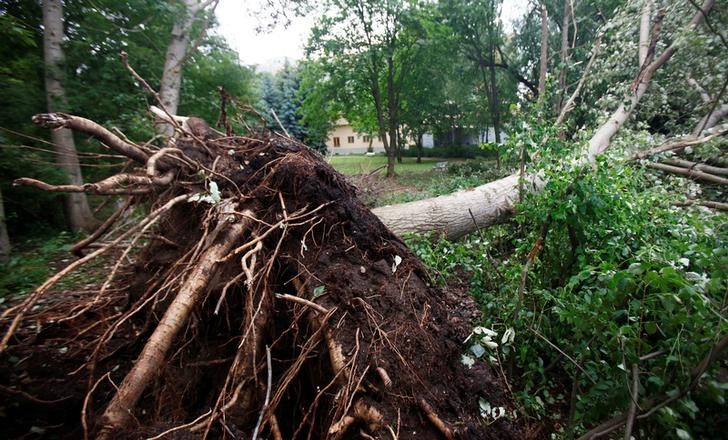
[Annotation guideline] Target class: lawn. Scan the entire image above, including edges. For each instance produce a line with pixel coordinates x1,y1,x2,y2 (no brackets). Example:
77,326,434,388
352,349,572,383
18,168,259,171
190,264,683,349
327,154,450,175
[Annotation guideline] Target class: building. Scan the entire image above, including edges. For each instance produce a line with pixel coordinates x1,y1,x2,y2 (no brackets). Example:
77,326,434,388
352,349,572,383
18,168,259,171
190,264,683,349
325,119,386,154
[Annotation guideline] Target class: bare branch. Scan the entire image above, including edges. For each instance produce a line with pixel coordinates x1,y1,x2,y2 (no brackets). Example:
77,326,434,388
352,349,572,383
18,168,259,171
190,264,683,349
32,113,149,164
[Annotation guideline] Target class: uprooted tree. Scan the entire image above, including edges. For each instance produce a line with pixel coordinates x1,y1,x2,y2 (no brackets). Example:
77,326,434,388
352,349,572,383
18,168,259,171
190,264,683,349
0,108,519,439
373,0,720,239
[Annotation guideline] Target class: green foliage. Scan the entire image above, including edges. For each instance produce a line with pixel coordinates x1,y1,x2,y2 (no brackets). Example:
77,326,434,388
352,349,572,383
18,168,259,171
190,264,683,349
0,0,256,240
408,136,727,437
0,232,75,300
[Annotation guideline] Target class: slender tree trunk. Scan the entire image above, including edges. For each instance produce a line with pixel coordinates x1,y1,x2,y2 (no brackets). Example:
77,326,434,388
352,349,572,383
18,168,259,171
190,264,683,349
538,2,549,98
416,134,423,163
556,0,572,114
638,0,652,66
157,0,214,136
0,186,10,263
386,54,401,171
488,47,501,168
42,0,95,232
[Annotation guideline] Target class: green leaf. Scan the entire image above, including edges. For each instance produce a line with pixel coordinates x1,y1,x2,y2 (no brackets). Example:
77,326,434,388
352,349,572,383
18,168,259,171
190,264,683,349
312,285,326,298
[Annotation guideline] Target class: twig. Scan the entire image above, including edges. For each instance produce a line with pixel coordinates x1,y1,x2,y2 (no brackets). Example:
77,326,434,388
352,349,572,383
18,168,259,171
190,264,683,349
70,197,133,256
275,293,329,314
578,334,728,439
530,327,597,384
555,34,603,128
623,364,640,440
635,128,726,158
270,109,291,138
646,162,728,185
468,208,503,280
252,346,273,440
672,200,728,211
145,410,213,440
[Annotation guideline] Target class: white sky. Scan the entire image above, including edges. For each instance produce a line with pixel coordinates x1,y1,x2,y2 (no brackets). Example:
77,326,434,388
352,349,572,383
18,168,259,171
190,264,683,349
216,0,529,70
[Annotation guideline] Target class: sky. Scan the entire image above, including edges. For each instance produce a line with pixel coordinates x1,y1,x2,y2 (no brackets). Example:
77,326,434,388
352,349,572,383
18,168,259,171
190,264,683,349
215,0,529,71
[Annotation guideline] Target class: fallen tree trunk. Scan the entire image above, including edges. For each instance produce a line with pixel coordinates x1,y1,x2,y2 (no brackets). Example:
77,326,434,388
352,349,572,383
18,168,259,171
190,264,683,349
373,0,716,239
1,111,519,439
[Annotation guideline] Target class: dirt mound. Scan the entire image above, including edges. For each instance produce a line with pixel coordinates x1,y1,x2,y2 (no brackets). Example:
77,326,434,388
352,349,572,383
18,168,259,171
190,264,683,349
1,113,519,439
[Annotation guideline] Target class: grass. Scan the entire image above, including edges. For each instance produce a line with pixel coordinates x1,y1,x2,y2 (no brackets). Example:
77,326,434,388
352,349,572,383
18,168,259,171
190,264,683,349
327,154,507,208
327,154,452,175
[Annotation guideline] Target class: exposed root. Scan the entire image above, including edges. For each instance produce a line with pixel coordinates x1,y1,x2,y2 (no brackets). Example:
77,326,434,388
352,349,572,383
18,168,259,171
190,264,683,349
1,110,519,439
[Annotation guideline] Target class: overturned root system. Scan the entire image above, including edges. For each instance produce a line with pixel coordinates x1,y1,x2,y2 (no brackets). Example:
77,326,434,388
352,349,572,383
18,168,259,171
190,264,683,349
1,112,518,439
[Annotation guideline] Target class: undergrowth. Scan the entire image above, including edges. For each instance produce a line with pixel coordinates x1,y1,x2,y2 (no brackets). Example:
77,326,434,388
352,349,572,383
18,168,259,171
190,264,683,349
0,231,76,301
406,144,727,439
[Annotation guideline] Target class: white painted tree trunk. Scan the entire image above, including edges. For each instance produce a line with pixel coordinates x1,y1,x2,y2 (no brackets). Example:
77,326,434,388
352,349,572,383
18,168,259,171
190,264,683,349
374,0,715,239
42,0,95,232
0,186,10,263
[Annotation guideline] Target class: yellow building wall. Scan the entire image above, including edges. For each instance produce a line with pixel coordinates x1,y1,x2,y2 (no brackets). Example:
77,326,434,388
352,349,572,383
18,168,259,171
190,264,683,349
326,119,413,153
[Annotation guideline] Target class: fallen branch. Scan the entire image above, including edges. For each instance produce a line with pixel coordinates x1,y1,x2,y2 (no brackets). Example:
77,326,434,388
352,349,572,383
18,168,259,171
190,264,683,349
672,199,728,211
646,162,728,185
661,158,728,176
577,334,728,440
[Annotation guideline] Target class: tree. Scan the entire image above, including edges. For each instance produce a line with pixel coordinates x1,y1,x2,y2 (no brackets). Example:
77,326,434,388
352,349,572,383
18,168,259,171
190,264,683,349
42,0,96,232
443,0,514,165
373,0,718,239
538,1,549,98
157,0,219,135
306,0,412,177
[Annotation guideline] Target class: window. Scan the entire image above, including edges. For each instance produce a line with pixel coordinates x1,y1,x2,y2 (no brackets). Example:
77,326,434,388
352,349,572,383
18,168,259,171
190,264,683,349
333,137,340,147
363,135,371,142
347,136,355,144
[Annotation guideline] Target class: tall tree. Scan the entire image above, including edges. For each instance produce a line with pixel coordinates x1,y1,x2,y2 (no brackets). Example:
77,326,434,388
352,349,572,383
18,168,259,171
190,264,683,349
157,0,218,135
42,0,95,232
306,0,411,177
443,0,509,164
537,1,549,99
555,0,572,114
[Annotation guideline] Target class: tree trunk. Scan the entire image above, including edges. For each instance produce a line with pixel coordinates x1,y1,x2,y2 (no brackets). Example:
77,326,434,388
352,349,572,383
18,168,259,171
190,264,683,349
157,0,213,136
538,2,549,98
0,186,10,263
416,133,423,163
374,0,715,239
556,0,572,114
374,174,543,239
42,0,95,232
488,46,501,168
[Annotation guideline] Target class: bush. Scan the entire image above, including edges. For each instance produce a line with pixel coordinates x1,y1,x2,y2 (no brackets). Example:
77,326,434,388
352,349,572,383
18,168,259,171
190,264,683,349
406,157,728,438
400,144,496,159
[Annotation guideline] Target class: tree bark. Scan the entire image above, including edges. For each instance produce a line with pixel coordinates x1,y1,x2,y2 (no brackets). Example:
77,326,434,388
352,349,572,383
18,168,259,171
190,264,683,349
373,0,715,239
0,186,10,263
42,0,95,232
556,0,572,114
538,3,549,98
694,104,728,136
157,0,215,136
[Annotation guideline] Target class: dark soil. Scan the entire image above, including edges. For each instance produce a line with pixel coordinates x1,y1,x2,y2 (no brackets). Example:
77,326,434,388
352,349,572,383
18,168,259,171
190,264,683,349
1,124,522,439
